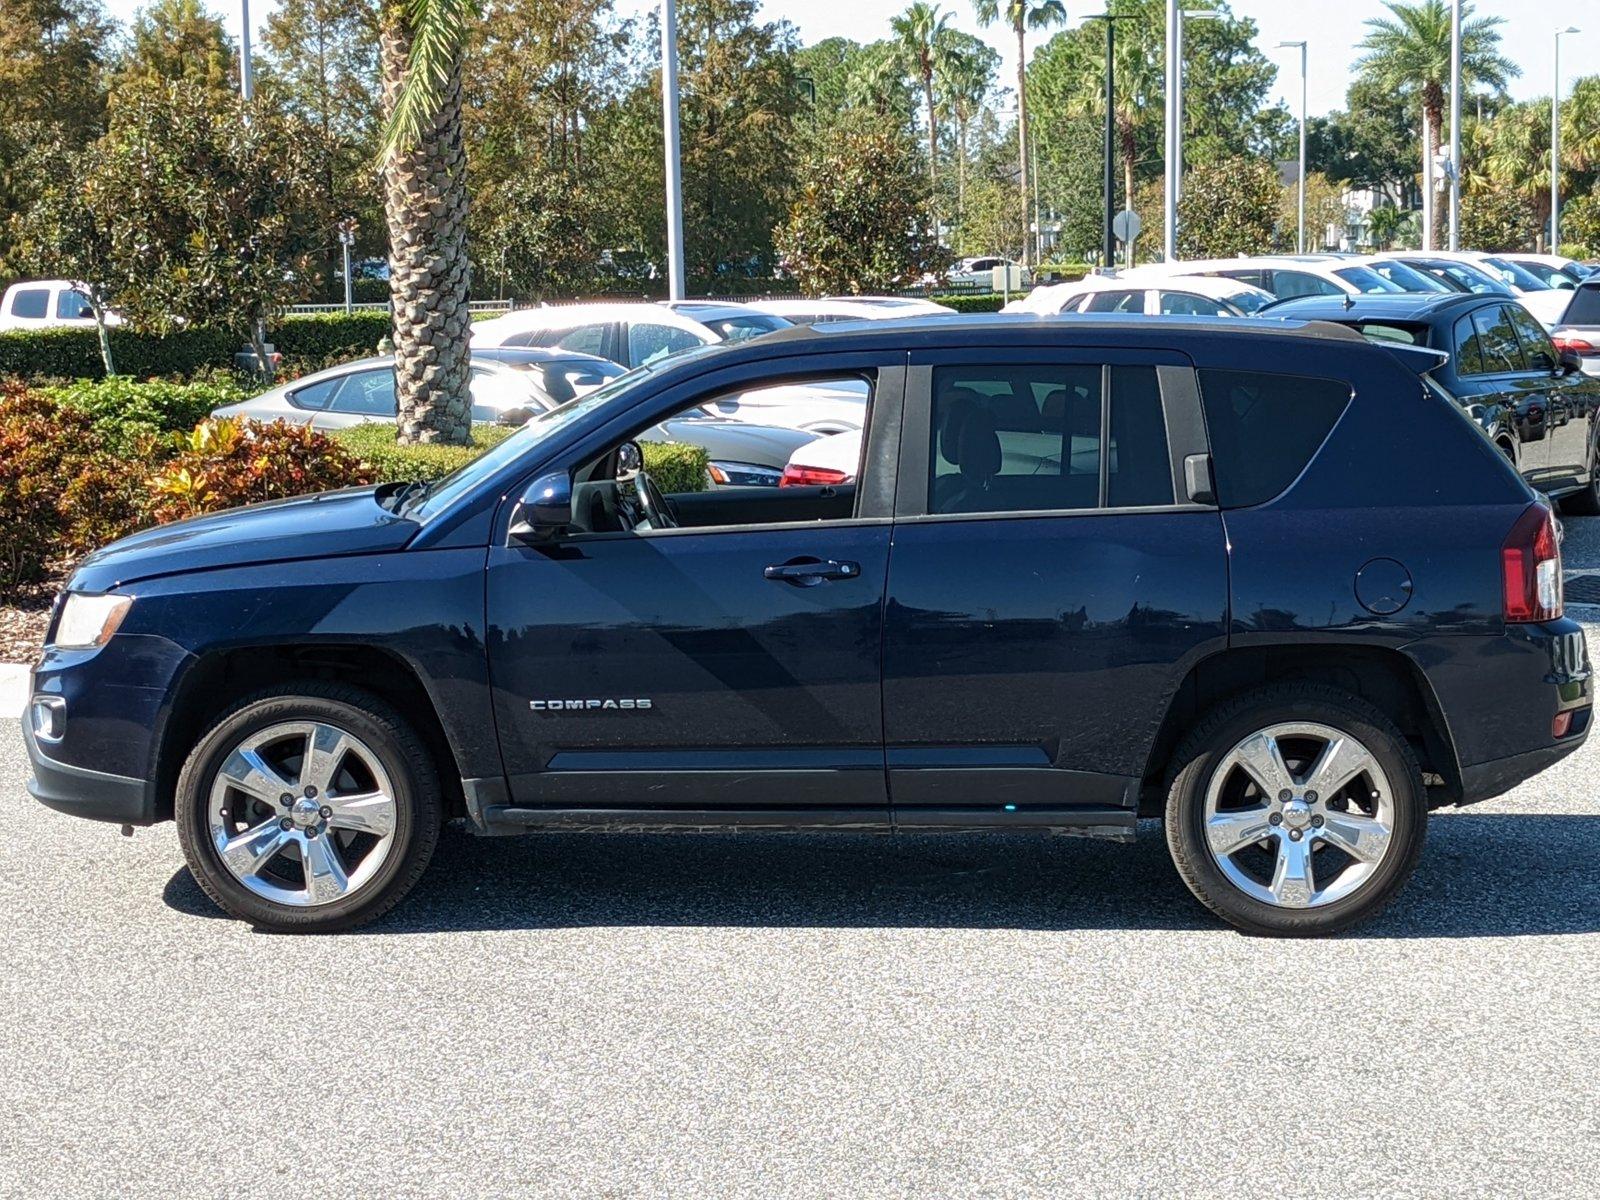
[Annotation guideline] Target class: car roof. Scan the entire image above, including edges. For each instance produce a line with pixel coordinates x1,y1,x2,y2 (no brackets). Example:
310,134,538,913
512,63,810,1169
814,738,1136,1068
1261,293,1493,322
659,300,777,320
471,301,718,339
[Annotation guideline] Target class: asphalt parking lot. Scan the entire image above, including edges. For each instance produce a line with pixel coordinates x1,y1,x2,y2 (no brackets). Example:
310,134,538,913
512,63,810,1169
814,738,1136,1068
3,532,1599,1198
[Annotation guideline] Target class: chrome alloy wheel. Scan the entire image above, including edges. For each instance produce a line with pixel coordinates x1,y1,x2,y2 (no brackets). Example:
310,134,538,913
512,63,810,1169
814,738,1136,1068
206,721,399,907
1202,722,1396,910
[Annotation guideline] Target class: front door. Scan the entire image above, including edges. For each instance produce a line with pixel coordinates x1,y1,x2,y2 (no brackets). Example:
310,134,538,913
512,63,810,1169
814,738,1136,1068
485,362,903,819
882,350,1230,825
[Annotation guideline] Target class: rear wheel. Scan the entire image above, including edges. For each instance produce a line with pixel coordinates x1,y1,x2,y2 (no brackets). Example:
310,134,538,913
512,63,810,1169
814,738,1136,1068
175,684,441,932
1164,684,1427,936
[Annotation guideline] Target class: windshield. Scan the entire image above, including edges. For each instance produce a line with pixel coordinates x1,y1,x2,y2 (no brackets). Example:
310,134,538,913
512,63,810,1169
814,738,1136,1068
407,364,658,521
700,314,792,342
528,358,625,406
1367,259,1451,293
1349,321,1428,345
1225,289,1275,315
1425,260,1505,294
1483,257,1550,292
1332,266,1406,294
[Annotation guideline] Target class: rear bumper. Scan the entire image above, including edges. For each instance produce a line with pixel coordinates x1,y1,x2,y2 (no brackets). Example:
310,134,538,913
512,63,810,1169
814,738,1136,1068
23,720,154,826
1458,727,1588,805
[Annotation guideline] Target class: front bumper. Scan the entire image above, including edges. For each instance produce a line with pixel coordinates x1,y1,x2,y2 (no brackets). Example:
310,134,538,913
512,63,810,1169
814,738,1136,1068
23,718,154,826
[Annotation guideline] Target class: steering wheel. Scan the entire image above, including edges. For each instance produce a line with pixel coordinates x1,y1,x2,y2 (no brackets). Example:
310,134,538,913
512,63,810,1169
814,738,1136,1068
633,469,678,530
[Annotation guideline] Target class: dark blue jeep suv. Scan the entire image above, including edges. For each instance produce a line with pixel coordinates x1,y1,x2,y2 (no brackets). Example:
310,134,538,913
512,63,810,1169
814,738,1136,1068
23,317,1592,935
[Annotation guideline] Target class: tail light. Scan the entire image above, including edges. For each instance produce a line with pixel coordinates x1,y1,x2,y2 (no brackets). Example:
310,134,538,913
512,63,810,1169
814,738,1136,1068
1552,335,1595,355
1502,502,1563,622
779,464,850,489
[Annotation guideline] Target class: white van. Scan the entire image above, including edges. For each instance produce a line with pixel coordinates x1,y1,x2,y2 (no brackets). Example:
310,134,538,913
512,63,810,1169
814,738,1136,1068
0,279,118,332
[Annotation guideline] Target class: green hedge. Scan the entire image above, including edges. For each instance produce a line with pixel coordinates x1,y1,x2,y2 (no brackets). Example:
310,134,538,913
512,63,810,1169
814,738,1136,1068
0,325,239,381
333,424,708,493
1035,262,1091,281
271,311,393,360
933,293,1005,313
39,376,249,451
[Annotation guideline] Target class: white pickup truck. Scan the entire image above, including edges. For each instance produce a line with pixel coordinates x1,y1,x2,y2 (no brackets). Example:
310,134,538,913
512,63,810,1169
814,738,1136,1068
0,279,118,332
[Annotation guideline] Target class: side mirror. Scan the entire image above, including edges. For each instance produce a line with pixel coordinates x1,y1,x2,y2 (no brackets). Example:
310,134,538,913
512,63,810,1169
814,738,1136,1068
1559,349,1584,377
510,471,572,541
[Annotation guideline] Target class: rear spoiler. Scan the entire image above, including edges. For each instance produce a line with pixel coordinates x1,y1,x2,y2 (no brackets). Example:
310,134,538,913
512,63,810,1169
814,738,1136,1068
1372,342,1450,376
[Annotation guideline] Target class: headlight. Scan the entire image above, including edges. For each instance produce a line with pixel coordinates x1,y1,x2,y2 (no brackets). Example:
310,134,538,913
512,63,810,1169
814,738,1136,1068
52,592,132,649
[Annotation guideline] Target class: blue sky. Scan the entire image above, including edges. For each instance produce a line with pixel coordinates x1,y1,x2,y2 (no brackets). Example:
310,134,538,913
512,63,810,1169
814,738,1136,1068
104,0,1592,119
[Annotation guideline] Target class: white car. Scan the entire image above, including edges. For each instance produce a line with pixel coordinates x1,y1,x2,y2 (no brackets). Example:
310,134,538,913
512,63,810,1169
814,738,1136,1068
1121,256,1414,302
1002,273,1275,317
780,428,863,487
1551,278,1600,377
746,296,956,324
1387,251,1570,327
0,279,119,332
936,256,1031,289
703,376,871,435
471,302,724,367
1502,253,1594,290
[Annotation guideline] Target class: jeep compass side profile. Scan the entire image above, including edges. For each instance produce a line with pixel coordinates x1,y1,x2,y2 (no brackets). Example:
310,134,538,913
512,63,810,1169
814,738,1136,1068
23,318,1591,935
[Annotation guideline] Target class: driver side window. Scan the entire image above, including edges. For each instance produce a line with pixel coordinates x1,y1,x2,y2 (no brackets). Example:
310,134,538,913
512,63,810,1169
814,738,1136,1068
562,372,877,538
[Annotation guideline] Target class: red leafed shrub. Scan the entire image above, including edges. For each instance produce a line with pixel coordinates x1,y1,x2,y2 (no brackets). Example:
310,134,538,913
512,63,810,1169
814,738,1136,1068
147,417,374,523
0,383,146,588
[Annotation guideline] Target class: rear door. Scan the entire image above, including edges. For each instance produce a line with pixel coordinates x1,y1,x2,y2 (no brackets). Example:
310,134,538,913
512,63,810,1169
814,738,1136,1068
881,347,1229,827
1506,303,1596,494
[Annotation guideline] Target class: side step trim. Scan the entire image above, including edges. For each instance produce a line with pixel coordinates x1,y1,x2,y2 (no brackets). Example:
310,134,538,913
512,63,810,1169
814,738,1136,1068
480,807,892,834
894,806,1136,841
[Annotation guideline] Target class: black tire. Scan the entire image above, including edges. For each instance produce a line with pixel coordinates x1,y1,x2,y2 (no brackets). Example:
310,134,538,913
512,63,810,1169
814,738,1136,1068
1164,683,1427,937
175,682,442,932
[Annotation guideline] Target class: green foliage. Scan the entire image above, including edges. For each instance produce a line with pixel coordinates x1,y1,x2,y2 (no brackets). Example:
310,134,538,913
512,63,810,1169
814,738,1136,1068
932,293,1005,312
775,115,941,295
0,325,238,381
1459,186,1540,252
147,417,374,523
332,423,515,481
271,312,393,361
638,442,711,494
0,384,143,587
1177,156,1280,258
38,376,248,451
1562,195,1600,259
113,0,238,103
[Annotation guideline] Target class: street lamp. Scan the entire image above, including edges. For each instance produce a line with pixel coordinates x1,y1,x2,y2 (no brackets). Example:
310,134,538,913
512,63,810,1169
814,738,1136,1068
1165,6,1222,261
337,218,358,314
1277,40,1308,253
661,0,686,301
1083,11,1137,269
1553,26,1580,252
239,0,255,101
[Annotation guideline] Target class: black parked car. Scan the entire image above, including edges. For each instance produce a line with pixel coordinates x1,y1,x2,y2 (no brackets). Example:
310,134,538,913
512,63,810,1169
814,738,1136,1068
1267,293,1600,511
24,317,1591,936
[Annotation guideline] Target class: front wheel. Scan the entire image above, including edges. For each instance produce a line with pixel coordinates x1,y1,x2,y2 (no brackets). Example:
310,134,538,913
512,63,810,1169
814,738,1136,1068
1164,684,1427,936
175,683,442,932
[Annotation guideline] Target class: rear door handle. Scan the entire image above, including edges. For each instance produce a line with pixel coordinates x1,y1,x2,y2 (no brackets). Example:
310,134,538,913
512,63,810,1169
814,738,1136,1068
763,558,861,585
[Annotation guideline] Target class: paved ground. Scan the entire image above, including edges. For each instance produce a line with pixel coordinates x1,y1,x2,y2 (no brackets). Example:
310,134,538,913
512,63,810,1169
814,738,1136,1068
3,532,1599,1198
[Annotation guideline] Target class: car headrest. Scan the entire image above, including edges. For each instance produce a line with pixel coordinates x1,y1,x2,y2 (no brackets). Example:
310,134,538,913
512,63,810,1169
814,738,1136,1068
939,390,981,464
957,406,1001,484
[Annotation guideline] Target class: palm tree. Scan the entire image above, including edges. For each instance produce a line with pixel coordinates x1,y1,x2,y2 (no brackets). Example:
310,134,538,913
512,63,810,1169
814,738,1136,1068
1366,204,1412,251
376,0,478,445
1355,0,1516,251
973,0,1067,267
846,46,910,120
892,3,954,225
935,45,996,222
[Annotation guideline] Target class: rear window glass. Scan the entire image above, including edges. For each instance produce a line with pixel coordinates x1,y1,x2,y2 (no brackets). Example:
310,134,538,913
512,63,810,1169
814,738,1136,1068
9,288,48,319
1564,285,1600,325
1333,267,1405,294
1197,369,1351,508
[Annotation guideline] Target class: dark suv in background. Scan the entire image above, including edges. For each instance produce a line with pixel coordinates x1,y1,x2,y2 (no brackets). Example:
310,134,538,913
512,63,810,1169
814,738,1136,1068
23,317,1591,936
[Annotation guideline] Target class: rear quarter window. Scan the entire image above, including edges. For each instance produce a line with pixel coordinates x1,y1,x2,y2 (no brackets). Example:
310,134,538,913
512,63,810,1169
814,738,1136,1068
1197,369,1351,507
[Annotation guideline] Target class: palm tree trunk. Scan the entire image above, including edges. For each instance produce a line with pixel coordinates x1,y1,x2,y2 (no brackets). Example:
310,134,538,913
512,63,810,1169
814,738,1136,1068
1423,83,1445,253
924,71,939,227
380,0,473,446
1121,115,1136,259
1015,21,1030,268
957,108,968,221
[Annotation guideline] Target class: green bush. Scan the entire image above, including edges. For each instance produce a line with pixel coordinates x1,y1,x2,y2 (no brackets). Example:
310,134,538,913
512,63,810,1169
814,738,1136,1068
332,424,515,481
1035,262,1091,282
270,311,393,361
933,293,1005,313
334,424,709,492
0,325,238,381
39,375,250,451
639,441,710,493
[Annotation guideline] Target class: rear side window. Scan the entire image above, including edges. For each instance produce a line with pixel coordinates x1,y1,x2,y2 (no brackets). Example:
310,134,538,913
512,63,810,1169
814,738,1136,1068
288,376,342,411
1272,271,1343,299
1158,291,1231,317
1084,289,1144,313
1564,285,1600,324
9,288,49,319
1454,315,1486,375
326,369,396,416
1506,305,1557,371
926,363,1172,516
1197,369,1351,508
1471,306,1526,373
56,289,94,319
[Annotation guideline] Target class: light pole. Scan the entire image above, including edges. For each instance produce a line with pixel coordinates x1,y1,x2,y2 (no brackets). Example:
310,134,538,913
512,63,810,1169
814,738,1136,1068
337,218,357,314
1166,7,1221,260
1448,0,1462,250
1553,26,1580,253
1277,40,1307,253
1084,12,1136,269
661,0,686,300
239,0,255,101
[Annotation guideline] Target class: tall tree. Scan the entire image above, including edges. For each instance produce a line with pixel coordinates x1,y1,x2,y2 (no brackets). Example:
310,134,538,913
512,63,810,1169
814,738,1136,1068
1354,0,1517,248
378,0,478,445
934,34,999,222
114,0,239,103
891,2,953,221
972,0,1066,267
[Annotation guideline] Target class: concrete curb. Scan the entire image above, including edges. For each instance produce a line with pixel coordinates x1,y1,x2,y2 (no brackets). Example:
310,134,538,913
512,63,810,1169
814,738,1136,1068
0,663,27,720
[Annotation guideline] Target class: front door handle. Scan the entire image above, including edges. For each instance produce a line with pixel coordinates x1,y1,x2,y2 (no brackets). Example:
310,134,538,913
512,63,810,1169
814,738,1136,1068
763,558,861,586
